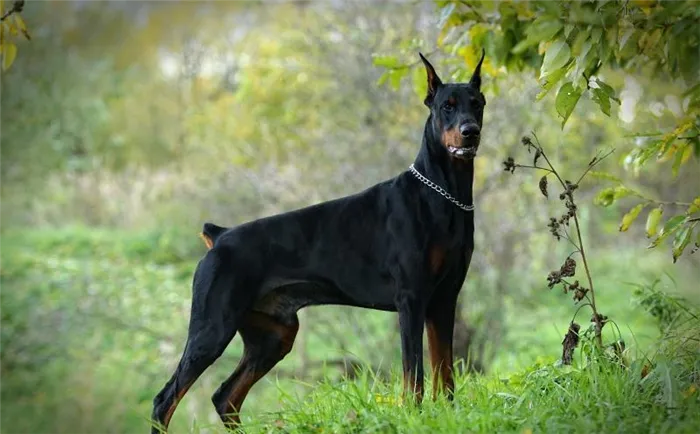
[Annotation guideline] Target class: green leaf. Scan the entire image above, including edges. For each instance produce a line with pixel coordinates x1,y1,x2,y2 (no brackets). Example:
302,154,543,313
570,39,594,83
378,68,408,90
536,66,568,101
555,82,582,128
564,24,574,38
539,1,560,16
372,55,400,68
388,68,407,91
377,71,390,86
660,215,687,237
437,3,456,29
541,40,571,77
646,206,664,238
688,196,700,214
594,186,630,207
588,171,622,184
571,29,591,55
595,79,621,103
647,217,683,250
672,223,694,263
671,144,689,177
411,65,427,100
13,14,30,40
512,20,563,54
619,203,645,232
2,41,17,71
592,88,611,116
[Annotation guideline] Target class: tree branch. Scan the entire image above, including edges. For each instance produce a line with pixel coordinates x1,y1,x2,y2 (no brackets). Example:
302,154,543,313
1,0,23,22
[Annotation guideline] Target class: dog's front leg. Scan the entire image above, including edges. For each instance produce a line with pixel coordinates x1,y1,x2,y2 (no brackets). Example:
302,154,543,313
396,293,427,404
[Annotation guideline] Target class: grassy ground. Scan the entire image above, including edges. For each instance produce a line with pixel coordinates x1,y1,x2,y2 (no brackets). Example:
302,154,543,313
234,357,700,434
1,226,698,433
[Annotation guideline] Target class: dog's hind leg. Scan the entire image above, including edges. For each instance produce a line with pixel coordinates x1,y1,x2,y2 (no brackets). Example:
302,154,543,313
151,249,251,434
211,311,299,428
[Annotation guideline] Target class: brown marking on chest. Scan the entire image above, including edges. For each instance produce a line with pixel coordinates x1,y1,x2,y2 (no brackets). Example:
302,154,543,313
429,245,446,274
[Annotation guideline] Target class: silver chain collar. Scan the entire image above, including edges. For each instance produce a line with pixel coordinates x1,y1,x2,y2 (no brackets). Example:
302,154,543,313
408,164,475,212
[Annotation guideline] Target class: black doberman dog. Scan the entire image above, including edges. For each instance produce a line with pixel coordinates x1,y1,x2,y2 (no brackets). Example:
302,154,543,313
151,51,486,432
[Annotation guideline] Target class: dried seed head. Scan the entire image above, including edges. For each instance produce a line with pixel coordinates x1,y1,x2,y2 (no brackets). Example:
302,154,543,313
560,257,576,277
573,285,588,303
561,322,580,365
539,175,548,198
503,157,516,173
547,270,562,288
547,218,562,240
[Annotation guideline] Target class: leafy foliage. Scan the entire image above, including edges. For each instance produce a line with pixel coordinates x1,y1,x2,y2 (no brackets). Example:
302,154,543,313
2,228,696,431
417,0,699,261
506,134,616,356
245,356,700,434
0,0,30,71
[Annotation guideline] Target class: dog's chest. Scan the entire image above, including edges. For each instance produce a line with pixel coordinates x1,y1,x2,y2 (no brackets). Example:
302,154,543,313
427,241,472,277
425,212,474,272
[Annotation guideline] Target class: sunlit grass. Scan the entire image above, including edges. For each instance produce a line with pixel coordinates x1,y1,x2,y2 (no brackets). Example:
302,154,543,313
179,355,700,434
2,226,699,433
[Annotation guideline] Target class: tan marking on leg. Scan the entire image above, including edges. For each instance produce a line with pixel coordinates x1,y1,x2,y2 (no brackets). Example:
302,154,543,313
218,313,299,425
163,379,195,427
426,320,454,400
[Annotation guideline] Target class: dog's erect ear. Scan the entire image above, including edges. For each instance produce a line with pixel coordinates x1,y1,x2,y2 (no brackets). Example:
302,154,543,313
469,49,485,90
419,52,442,107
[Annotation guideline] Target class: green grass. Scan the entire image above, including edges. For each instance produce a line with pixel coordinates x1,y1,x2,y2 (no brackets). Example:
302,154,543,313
233,358,700,434
1,226,699,433
172,345,700,434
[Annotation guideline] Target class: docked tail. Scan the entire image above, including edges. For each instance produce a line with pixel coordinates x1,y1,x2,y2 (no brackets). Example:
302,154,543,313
199,222,229,250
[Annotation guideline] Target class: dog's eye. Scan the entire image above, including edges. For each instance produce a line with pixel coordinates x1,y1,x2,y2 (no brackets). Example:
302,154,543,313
442,103,454,113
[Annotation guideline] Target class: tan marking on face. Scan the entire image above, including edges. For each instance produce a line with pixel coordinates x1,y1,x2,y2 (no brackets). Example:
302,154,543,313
441,126,462,149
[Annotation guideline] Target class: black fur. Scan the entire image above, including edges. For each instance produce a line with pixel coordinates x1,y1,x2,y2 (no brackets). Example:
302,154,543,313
151,51,487,432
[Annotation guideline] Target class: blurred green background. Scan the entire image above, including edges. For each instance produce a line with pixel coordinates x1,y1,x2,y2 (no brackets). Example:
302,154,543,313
1,1,698,433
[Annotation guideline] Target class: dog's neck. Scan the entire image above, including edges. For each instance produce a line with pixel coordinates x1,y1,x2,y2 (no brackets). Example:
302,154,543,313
412,116,474,210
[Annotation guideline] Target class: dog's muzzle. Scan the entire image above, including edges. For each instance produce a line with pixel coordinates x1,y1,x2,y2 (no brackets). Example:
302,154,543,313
448,144,478,158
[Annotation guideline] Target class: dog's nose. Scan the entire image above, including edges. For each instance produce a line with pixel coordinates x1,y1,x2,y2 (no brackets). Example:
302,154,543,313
460,123,480,138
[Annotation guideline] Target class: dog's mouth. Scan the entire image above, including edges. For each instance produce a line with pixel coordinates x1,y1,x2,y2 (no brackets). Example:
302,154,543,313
447,145,477,159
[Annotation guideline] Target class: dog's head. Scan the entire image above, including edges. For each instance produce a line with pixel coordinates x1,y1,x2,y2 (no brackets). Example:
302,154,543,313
419,51,486,160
